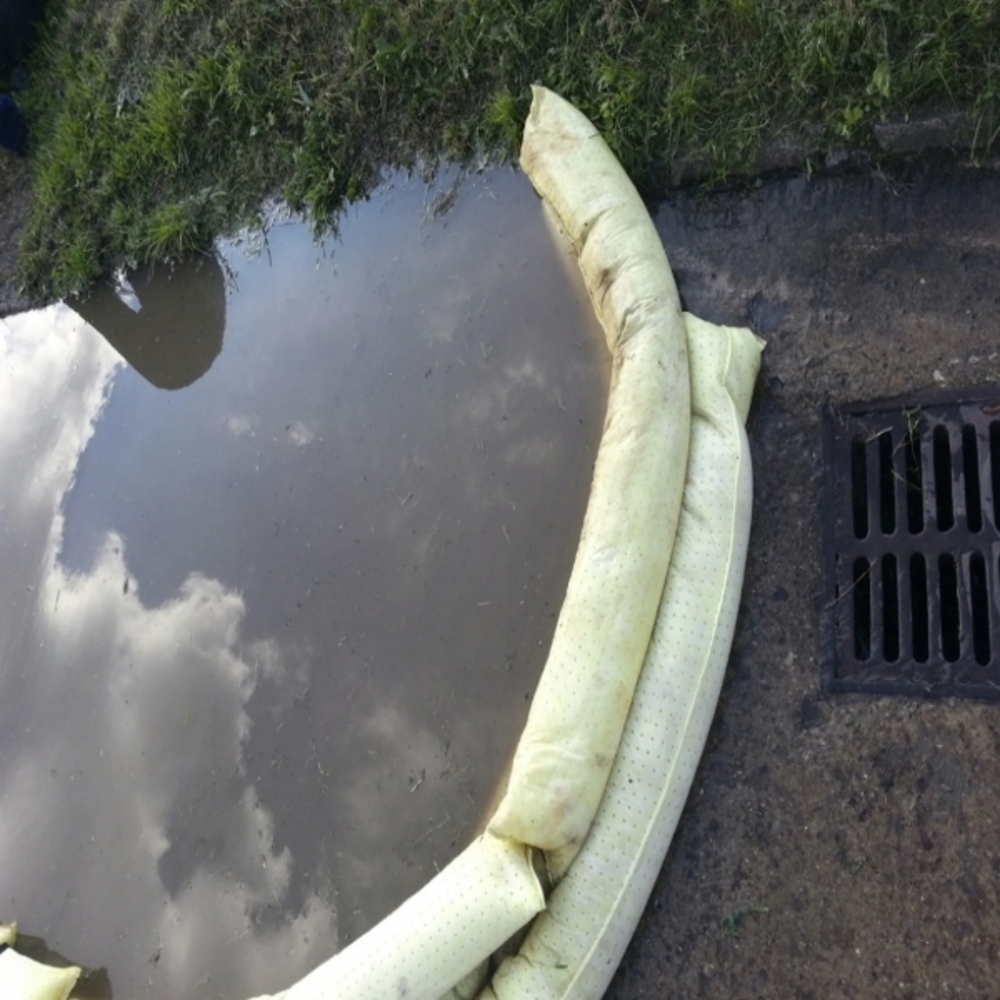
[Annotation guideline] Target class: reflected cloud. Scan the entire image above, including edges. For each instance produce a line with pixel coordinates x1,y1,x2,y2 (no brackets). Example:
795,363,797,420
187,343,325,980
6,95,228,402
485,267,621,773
0,306,120,654
158,869,332,997
286,420,315,446
1,168,611,991
328,702,466,939
0,307,120,515
502,435,558,467
502,357,547,391
226,414,258,437
459,351,550,429
0,307,336,998
420,285,480,345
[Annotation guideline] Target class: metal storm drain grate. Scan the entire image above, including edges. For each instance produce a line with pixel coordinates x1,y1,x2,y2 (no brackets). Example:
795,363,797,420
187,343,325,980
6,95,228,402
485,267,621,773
821,389,1000,698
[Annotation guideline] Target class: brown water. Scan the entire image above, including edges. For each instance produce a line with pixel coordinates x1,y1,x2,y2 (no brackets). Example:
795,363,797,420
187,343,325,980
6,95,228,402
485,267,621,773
0,168,609,999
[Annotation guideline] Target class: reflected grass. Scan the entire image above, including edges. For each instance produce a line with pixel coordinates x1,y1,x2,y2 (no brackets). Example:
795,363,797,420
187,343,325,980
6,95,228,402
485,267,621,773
16,0,1000,299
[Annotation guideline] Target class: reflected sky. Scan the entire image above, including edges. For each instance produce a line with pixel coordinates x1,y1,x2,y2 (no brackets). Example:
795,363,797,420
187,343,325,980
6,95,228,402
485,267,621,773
0,168,609,998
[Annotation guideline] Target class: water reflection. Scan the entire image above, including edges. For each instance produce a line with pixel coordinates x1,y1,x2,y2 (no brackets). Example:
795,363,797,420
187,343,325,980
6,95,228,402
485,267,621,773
0,305,334,998
0,168,609,998
66,254,226,390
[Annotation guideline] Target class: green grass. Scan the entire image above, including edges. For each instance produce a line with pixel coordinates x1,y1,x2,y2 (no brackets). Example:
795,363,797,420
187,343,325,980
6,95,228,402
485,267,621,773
721,902,770,939
15,0,1000,299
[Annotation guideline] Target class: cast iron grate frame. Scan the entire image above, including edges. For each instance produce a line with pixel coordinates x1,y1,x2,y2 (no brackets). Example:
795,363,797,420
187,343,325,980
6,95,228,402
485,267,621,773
821,387,1000,699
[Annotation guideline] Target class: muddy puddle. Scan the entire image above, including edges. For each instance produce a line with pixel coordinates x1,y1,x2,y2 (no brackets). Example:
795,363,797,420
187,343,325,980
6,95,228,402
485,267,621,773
0,168,610,998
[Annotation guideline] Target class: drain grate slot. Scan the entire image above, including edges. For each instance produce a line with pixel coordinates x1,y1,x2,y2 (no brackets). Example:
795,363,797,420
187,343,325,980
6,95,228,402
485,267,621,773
822,389,1000,698
939,554,960,663
970,552,990,664
963,425,983,532
933,425,955,530
910,553,929,663
905,428,924,533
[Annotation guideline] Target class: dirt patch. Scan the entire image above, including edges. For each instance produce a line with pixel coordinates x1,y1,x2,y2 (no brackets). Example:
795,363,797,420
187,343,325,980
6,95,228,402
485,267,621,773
606,157,1000,1000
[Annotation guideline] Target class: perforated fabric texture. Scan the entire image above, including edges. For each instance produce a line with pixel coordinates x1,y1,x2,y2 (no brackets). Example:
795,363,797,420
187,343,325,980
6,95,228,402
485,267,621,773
244,89,756,1000
0,948,81,1000
489,85,691,871
482,316,762,1000
282,833,542,1000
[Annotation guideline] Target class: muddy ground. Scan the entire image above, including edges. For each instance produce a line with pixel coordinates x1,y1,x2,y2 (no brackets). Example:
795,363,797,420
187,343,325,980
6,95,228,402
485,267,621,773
4,142,1000,998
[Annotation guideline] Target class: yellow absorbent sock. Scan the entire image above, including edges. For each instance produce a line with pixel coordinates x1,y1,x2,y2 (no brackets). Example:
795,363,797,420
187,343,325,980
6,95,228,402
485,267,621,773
251,832,543,1000
0,923,82,1000
248,86,755,1000
481,314,762,1000
489,85,691,877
